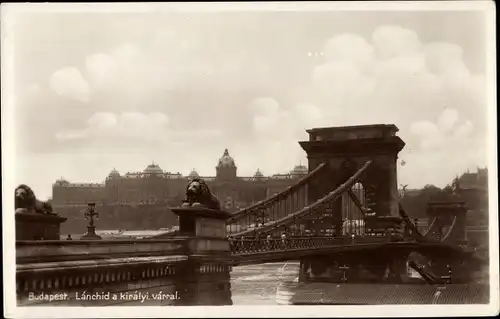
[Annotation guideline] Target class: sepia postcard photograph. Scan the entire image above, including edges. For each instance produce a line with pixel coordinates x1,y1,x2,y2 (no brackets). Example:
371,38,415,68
2,1,498,318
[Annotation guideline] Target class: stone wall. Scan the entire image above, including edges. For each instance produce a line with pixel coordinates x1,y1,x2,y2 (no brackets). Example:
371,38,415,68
18,256,232,306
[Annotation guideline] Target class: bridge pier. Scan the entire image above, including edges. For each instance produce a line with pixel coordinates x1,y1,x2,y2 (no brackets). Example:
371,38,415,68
298,257,336,282
169,206,233,306
298,247,415,284
172,260,232,306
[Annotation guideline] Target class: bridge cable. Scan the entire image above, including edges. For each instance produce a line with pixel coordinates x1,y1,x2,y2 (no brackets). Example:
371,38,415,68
232,161,372,237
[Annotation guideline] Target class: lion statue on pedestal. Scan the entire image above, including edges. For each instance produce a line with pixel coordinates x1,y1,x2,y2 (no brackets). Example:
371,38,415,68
15,184,55,215
182,178,221,210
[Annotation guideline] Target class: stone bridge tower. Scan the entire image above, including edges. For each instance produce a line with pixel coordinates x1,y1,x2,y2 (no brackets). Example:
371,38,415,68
299,124,405,223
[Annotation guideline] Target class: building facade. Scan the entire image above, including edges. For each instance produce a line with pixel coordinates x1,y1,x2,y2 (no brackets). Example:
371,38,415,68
453,167,489,226
53,149,308,234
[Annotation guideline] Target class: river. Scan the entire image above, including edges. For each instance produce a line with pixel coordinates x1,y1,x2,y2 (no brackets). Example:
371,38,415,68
230,262,299,305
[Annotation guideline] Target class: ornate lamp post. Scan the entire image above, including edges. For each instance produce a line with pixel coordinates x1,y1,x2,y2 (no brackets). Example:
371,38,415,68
80,202,102,240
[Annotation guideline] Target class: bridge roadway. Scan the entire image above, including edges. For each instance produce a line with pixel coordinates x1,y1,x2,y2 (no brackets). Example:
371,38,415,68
17,234,417,267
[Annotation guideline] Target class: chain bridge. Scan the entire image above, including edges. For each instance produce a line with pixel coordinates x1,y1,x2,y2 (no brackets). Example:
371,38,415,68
16,124,484,306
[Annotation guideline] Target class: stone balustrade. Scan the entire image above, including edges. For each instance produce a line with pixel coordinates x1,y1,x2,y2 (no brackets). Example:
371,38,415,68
16,206,235,306
16,238,188,263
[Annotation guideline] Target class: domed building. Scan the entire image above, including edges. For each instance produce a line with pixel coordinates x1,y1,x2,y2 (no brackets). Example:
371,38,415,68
253,169,265,181
107,168,121,180
218,149,236,167
290,164,308,178
188,169,200,179
54,177,70,186
216,149,237,181
142,162,164,176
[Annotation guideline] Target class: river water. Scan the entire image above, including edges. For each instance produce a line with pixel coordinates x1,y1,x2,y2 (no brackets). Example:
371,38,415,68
230,262,299,305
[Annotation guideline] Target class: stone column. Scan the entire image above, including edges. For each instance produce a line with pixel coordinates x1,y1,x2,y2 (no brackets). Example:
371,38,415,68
371,154,400,218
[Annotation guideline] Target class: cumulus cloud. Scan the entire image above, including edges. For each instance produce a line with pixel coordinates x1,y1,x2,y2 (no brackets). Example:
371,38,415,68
323,34,374,69
49,67,90,102
409,107,465,148
247,24,487,187
437,108,459,134
372,25,421,59
55,110,222,150
13,13,489,190
309,25,484,126
56,111,170,142
249,97,330,141
85,53,115,88
253,25,485,138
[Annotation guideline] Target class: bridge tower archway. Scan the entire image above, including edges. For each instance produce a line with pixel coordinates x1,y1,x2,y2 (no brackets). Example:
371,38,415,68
299,124,405,234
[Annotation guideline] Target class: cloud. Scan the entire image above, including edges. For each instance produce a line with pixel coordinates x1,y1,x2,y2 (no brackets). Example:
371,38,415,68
372,25,421,59
323,34,374,69
247,25,487,187
253,25,485,141
249,97,329,142
85,53,115,88
408,108,477,152
307,25,484,127
405,108,483,186
55,110,223,151
12,15,488,191
49,67,90,102
56,111,170,142
437,108,459,134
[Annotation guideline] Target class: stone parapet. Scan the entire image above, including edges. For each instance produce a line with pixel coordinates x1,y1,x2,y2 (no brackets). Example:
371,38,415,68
16,238,188,264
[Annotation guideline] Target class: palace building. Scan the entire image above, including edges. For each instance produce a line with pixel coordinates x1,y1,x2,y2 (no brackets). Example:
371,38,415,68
53,149,308,233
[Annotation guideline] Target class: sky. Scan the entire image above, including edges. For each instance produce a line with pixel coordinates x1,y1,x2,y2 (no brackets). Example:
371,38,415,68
4,4,493,200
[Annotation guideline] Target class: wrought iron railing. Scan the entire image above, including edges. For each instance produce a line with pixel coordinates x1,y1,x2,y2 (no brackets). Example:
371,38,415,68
229,233,394,255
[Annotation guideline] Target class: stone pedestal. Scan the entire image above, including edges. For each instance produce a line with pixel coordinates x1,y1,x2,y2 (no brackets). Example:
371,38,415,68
170,206,233,305
173,206,230,238
80,226,102,240
15,211,67,240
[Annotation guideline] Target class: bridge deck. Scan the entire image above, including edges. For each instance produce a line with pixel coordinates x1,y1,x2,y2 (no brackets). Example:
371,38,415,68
230,237,475,266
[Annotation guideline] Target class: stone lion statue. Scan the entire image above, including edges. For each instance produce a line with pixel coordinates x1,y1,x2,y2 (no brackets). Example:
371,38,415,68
182,178,221,210
15,184,55,215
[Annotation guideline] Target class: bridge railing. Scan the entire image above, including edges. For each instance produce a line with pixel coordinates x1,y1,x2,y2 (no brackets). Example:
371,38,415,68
230,234,397,255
